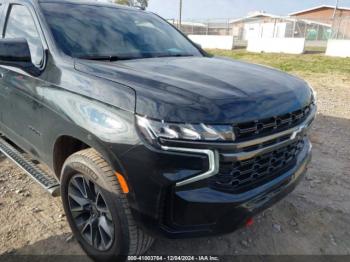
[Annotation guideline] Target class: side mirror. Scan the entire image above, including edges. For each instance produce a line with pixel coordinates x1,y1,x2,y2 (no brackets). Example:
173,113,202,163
0,38,41,76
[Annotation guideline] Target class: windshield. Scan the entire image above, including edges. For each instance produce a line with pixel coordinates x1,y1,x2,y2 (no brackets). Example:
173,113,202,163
40,3,202,60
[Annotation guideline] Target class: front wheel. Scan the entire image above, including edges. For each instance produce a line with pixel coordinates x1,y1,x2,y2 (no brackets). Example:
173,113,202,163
60,148,154,261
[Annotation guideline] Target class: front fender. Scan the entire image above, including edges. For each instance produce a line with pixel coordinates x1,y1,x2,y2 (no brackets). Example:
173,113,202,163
36,86,140,177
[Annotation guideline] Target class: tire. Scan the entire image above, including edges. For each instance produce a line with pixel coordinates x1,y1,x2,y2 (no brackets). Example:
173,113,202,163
60,148,154,261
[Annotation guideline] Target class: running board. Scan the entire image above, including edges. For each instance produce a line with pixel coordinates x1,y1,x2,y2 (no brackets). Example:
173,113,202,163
0,136,60,197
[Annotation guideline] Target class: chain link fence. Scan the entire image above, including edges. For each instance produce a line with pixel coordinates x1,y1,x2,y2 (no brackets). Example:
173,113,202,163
331,16,350,39
168,15,350,47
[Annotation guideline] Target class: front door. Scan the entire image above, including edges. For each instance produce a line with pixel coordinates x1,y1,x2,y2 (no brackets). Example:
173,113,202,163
0,3,47,158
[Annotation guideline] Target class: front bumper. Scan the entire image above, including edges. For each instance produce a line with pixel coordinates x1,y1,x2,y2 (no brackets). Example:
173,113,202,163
121,139,312,239
162,140,311,238
120,106,316,238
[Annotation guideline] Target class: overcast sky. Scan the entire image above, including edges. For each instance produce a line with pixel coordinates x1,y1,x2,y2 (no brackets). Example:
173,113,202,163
147,0,350,20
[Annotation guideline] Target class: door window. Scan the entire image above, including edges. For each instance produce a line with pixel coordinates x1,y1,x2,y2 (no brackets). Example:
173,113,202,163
4,5,44,66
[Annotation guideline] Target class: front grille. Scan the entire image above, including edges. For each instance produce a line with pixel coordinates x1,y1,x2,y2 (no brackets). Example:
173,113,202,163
234,104,313,142
209,139,305,194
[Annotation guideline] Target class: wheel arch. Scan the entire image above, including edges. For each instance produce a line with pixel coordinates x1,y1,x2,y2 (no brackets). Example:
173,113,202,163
52,134,125,180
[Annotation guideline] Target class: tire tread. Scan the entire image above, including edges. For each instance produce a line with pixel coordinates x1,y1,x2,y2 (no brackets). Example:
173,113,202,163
64,148,154,256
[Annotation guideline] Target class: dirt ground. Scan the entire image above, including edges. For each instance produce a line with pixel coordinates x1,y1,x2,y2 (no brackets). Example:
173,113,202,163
0,70,350,259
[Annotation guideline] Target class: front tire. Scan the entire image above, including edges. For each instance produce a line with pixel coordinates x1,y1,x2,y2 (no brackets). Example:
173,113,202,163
60,148,154,261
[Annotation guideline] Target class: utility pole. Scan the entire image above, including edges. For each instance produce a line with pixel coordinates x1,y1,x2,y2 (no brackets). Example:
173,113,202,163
179,0,182,30
332,0,340,39
332,0,339,20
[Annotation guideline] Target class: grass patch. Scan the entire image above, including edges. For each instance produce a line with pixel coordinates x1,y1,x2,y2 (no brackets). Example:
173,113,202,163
304,46,327,53
207,49,350,75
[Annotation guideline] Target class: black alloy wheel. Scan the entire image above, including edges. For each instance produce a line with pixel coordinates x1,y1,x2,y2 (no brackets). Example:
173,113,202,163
68,174,114,251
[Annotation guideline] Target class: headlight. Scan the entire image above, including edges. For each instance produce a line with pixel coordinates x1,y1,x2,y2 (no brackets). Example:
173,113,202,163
136,116,235,143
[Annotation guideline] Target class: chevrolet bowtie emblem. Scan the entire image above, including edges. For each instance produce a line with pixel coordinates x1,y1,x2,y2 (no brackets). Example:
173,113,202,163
290,126,304,140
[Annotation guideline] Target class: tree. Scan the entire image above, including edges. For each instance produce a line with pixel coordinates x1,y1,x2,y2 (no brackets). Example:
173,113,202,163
115,0,148,9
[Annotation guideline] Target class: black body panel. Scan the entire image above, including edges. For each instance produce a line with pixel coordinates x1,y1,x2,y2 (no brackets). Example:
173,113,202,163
0,0,316,238
76,57,313,123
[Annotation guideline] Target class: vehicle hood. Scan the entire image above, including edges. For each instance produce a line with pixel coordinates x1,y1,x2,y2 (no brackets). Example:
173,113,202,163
75,56,312,123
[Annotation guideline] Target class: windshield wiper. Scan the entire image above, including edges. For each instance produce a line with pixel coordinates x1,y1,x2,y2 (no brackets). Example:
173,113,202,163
171,54,194,57
153,53,195,58
76,55,126,61
77,53,195,61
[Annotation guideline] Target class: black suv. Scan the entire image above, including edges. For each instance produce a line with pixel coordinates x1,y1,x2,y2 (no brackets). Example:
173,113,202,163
0,0,316,260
